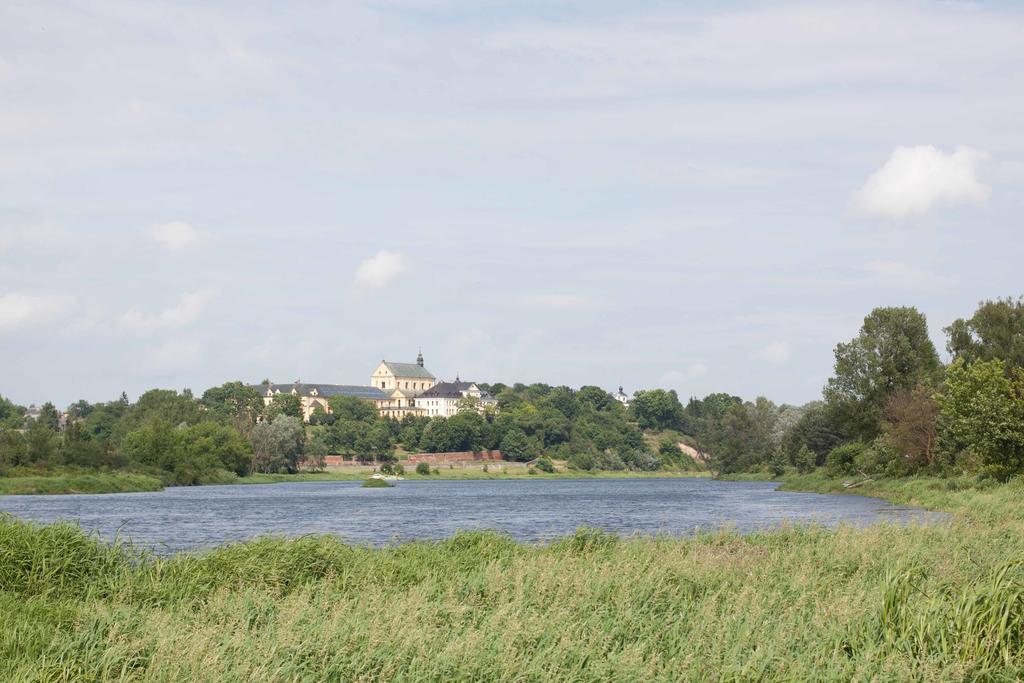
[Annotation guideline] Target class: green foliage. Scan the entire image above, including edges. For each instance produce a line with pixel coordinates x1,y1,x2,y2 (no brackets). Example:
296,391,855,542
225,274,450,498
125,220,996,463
535,456,555,473
361,477,393,488
267,392,303,420
0,394,25,429
825,307,942,441
630,389,684,431
946,296,1024,372
201,382,263,432
249,416,305,474
824,442,869,477
327,395,377,423
499,427,531,462
415,462,431,475
937,358,1024,480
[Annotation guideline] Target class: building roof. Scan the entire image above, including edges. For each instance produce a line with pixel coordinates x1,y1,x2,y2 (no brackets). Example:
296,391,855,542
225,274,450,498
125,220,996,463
418,381,493,400
253,383,388,401
381,361,435,380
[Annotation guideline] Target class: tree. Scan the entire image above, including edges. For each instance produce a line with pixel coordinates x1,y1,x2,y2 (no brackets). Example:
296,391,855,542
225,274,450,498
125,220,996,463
500,427,531,462
781,402,845,464
881,386,939,471
181,421,251,476
38,402,61,431
0,394,26,429
418,418,453,453
267,392,303,420
249,415,305,473
937,358,1024,480
824,307,942,440
327,395,377,423
358,423,395,464
946,296,1024,372
201,381,263,434
631,389,684,431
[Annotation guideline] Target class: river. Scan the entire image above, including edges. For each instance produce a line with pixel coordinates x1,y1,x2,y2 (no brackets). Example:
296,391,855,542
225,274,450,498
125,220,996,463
0,477,946,553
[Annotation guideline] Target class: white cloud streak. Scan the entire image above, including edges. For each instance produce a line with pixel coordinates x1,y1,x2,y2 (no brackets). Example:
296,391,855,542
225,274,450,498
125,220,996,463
0,292,70,332
119,290,214,333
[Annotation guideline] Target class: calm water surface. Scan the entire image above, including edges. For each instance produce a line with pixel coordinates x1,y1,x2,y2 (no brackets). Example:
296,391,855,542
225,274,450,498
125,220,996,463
0,478,946,553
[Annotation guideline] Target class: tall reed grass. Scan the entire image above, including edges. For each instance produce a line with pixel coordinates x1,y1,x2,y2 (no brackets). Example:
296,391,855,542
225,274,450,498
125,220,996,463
1,477,1022,681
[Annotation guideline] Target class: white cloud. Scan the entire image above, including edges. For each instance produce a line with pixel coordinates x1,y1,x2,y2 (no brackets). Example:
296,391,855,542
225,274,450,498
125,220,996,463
352,250,408,292
862,260,959,291
660,363,707,385
755,341,792,365
0,292,70,332
148,221,206,251
147,338,205,372
520,293,594,311
854,145,991,220
119,290,213,333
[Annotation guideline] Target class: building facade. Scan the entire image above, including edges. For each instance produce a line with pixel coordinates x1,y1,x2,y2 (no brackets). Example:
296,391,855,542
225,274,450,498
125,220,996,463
370,352,437,419
254,383,387,422
414,380,497,417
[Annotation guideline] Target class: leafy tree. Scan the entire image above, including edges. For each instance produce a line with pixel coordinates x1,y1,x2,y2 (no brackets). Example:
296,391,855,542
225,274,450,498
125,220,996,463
415,461,431,475
447,411,484,452
631,389,684,431
359,422,395,464
249,415,305,473
38,402,61,432
418,418,453,453
327,395,377,423
824,307,942,440
937,358,1024,480
499,427,531,462
881,386,939,471
946,296,1024,372
781,402,845,464
181,421,251,476
112,389,203,445
201,381,263,433
267,392,303,420
0,394,26,429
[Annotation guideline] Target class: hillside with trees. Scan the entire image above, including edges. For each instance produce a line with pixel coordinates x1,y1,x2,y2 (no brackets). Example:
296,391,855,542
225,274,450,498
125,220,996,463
2,296,1023,487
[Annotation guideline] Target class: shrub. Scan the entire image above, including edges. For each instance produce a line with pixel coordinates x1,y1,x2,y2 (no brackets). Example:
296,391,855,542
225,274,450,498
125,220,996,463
824,442,869,477
362,477,393,488
415,462,431,475
379,462,395,475
535,457,555,473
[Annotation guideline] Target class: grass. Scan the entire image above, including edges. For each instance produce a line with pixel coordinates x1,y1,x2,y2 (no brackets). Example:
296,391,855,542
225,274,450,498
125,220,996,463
1,475,1023,680
0,471,164,495
0,464,706,496
361,477,393,488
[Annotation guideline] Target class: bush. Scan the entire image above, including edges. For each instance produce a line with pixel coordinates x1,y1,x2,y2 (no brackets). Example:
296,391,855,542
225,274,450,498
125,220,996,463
362,477,393,488
824,442,869,477
415,462,431,475
379,462,395,475
394,464,405,476
535,457,555,473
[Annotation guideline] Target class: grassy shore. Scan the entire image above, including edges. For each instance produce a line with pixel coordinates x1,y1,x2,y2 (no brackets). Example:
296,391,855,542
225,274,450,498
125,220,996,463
0,471,164,496
1,475,1023,680
0,465,708,495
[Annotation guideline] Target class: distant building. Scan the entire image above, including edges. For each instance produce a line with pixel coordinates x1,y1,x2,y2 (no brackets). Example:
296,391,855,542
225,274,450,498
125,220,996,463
414,379,497,417
371,352,437,419
254,383,387,422
612,386,631,408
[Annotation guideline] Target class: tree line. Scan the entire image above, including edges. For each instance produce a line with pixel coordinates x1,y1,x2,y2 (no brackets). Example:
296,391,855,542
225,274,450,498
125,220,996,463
2,295,1021,484
628,296,1024,481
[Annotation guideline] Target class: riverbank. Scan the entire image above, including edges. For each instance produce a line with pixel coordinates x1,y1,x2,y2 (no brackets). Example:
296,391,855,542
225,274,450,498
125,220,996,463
0,471,164,495
1,475,1022,680
0,464,708,495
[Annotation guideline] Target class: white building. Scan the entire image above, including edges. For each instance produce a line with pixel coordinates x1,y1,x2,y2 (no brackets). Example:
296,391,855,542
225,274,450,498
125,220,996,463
414,379,497,417
612,386,631,408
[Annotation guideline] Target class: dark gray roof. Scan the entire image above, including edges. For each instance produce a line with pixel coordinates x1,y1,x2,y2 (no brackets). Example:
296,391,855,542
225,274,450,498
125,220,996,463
418,381,493,400
253,383,387,401
382,361,435,380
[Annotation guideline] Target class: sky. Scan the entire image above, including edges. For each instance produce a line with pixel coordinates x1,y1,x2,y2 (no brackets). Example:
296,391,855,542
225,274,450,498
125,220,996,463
1,0,1023,408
